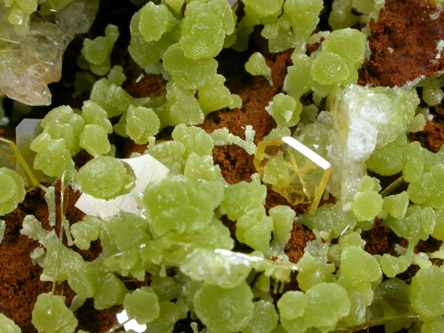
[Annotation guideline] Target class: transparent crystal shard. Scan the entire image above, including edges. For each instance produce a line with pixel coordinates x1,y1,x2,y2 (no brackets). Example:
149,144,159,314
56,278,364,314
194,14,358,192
16,118,54,184
254,136,331,214
0,0,99,105
0,136,38,188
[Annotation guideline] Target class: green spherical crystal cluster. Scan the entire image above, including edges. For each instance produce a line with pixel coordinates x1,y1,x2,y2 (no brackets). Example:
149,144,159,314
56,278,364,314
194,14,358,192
2,0,444,332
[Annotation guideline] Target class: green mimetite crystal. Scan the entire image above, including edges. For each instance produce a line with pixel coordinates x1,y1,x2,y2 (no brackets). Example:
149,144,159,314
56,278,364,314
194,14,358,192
322,28,366,68
0,313,20,333
40,105,85,155
148,141,186,174
283,0,323,43
380,254,410,278
266,93,302,127
180,0,227,59
81,24,119,76
296,253,335,291
278,291,307,320
198,74,242,115
245,52,271,81
243,300,278,333
138,2,174,42
140,176,217,236
242,0,284,19
311,52,349,85
32,293,78,333
236,206,273,254
410,266,444,319
194,281,254,332
81,101,113,134
128,10,176,68
283,53,313,99
383,205,435,246
79,124,111,157
164,81,204,126
220,180,267,220
171,124,214,157
383,191,409,220
0,167,25,216
70,215,101,250
76,156,135,200
162,44,218,89
94,273,127,310
126,105,160,144
90,78,135,118
124,287,160,324
352,190,383,221
408,164,444,209
340,246,381,284
269,205,295,255
31,135,74,178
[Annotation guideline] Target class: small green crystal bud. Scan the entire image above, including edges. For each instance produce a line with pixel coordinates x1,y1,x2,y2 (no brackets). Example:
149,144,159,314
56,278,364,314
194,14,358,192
94,273,127,310
32,293,78,333
76,156,135,200
383,191,409,220
311,52,350,85
124,287,160,324
165,81,204,126
79,124,111,157
245,52,271,81
242,0,284,19
171,124,214,157
126,105,160,144
81,101,113,134
162,44,218,89
139,2,174,42
180,1,225,59
322,28,367,68
236,206,273,254
297,253,335,291
140,176,216,236
283,54,313,99
243,301,278,333
277,291,307,320
220,180,267,221
194,281,254,332
31,135,75,178
81,24,119,76
0,313,21,333
266,93,302,127
0,167,26,216
340,246,382,283
410,266,444,319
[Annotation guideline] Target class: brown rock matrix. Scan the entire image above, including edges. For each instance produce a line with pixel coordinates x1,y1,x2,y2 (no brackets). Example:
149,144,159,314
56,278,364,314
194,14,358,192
359,0,444,87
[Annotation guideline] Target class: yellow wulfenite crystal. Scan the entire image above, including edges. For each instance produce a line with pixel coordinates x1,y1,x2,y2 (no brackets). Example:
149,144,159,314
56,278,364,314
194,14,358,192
254,136,331,214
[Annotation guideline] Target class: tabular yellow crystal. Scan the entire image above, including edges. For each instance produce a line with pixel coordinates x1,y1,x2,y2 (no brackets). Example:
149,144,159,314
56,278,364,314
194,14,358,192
254,136,331,214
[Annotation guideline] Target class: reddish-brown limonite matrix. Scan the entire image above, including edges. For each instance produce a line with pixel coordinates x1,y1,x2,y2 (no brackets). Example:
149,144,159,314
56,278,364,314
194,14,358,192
1,0,444,331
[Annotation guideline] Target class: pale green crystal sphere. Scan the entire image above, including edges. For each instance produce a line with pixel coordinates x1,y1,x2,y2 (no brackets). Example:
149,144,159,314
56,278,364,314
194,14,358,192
76,156,132,200
0,167,26,216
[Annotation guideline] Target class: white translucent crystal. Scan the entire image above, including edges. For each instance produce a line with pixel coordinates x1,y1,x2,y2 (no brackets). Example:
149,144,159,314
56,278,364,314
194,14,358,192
16,118,53,184
117,310,147,333
326,84,418,201
0,0,99,105
75,154,169,218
